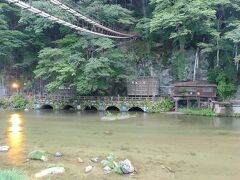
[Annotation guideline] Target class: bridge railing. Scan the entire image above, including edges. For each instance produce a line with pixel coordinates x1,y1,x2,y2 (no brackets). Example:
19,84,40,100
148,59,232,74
33,95,166,102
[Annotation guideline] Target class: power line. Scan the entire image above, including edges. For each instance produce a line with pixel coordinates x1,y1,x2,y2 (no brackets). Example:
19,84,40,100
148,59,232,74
5,0,134,39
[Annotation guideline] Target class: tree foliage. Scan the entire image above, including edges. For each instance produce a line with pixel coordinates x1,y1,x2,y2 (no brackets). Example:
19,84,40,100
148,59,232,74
1,0,240,99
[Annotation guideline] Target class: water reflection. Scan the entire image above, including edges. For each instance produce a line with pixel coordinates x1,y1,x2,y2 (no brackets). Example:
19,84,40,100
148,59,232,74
7,113,25,165
211,117,240,129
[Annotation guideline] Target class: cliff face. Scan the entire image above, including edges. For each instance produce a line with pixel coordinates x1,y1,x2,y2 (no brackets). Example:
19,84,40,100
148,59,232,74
149,49,210,95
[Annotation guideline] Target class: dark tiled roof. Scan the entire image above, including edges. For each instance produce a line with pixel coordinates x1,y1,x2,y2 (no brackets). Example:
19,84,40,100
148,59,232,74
173,81,217,87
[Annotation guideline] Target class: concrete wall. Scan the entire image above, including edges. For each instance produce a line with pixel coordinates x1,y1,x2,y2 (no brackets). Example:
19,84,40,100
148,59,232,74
213,102,240,115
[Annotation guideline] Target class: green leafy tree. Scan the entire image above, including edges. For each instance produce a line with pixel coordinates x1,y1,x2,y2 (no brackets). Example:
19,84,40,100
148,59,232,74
35,35,134,95
216,72,237,100
150,0,216,52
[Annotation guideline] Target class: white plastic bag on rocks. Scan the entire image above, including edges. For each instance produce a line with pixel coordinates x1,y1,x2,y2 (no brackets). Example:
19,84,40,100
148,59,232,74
119,159,134,174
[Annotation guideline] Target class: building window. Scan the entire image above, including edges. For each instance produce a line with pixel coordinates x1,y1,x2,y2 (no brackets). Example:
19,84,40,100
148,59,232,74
203,87,213,93
187,87,197,92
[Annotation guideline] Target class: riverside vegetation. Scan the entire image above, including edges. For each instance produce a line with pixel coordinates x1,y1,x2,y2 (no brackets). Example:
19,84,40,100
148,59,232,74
0,94,31,110
179,108,215,116
1,0,240,99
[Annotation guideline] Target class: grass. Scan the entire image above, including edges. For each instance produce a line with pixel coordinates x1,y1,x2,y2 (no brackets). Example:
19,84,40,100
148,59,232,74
0,168,28,180
179,108,215,116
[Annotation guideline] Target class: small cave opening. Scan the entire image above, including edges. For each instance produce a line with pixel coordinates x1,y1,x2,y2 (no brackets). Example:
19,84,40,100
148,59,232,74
63,105,75,111
40,104,53,110
128,107,144,112
106,106,120,112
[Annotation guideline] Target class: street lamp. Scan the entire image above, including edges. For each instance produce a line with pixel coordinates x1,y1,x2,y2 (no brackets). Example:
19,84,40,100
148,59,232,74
12,83,20,94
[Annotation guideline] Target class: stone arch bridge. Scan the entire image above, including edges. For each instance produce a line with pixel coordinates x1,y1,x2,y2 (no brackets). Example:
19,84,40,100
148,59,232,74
33,96,165,112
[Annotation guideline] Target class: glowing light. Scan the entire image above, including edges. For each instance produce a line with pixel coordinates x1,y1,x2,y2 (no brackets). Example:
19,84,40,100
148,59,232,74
7,113,24,165
12,83,19,89
10,114,21,124
8,114,22,135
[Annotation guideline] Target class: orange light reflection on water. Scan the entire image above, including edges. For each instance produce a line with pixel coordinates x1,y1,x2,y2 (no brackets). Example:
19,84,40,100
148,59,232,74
7,113,25,165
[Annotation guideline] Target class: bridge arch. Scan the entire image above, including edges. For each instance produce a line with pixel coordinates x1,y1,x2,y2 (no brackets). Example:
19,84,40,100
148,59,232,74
40,104,54,110
63,105,75,111
84,106,98,111
128,106,144,112
105,106,120,112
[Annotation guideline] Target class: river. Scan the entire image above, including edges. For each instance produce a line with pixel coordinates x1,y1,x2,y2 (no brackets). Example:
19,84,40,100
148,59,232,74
0,111,240,180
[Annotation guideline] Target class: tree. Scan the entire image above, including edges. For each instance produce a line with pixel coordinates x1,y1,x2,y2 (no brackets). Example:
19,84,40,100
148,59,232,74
0,2,26,80
150,0,216,52
34,35,134,95
225,21,240,70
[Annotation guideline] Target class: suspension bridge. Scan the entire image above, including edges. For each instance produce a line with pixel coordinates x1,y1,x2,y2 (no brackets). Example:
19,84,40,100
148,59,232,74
5,0,137,39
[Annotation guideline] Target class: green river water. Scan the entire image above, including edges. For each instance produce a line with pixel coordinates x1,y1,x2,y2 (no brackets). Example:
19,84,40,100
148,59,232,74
0,111,240,180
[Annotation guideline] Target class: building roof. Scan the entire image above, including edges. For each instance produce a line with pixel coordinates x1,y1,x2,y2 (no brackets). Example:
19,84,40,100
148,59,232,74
173,81,217,87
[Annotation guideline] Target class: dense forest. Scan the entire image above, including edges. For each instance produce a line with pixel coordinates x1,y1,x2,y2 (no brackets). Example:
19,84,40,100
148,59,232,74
1,0,240,99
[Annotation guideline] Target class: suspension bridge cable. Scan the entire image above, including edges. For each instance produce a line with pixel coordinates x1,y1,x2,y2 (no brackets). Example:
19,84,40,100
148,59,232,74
5,0,133,39
49,0,134,37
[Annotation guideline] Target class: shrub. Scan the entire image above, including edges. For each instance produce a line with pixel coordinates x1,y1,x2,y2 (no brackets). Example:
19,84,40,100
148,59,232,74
0,168,28,180
179,108,215,116
208,69,237,100
9,94,29,109
216,73,237,100
147,98,173,113
0,98,8,108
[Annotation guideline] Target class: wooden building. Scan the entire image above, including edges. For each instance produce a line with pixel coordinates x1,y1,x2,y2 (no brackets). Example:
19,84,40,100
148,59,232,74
127,76,159,96
172,81,217,110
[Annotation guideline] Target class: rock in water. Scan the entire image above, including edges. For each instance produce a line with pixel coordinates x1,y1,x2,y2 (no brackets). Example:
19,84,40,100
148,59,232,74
40,155,48,162
85,165,93,173
0,145,10,152
104,130,112,135
119,159,134,174
90,157,98,163
77,157,84,163
34,167,65,178
28,150,47,161
103,166,111,171
103,166,111,174
54,152,62,157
